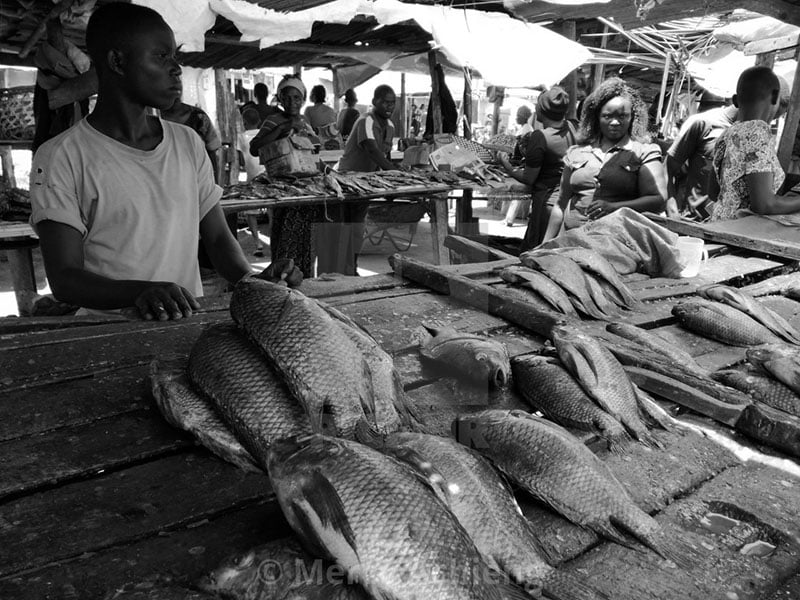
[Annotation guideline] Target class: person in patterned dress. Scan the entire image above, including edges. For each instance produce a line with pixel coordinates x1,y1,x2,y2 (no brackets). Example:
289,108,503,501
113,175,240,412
709,66,800,220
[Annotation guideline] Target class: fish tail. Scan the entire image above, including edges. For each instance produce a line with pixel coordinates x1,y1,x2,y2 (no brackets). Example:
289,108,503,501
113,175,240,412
606,432,633,456
634,428,666,450
589,518,638,550
639,528,701,571
540,570,610,600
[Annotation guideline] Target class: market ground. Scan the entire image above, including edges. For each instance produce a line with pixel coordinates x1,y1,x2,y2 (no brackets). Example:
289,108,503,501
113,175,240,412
0,200,524,317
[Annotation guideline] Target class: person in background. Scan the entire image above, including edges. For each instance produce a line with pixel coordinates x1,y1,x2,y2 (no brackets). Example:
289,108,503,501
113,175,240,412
252,82,278,124
410,102,421,137
304,85,337,134
161,96,221,181
337,88,360,138
29,3,300,320
502,105,537,226
237,106,268,257
497,87,577,249
515,105,534,137
250,74,321,277
664,91,737,220
542,77,667,241
709,66,800,220
318,85,396,275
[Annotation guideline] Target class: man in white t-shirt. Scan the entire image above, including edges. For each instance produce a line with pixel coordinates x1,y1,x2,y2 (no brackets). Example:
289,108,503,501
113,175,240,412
29,3,299,320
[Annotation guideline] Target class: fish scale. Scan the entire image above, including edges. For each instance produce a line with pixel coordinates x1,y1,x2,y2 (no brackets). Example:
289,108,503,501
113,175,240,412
453,410,696,569
672,299,781,347
267,434,526,600
187,323,312,467
230,278,374,439
520,254,609,320
712,366,800,417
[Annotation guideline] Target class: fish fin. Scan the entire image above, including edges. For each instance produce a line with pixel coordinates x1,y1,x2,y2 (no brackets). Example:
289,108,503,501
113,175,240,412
541,571,610,600
630,427,666,451
605,431,633,456
358,357,378,428
615,519,700,571
587,518,641,550
632,386,673,432
354,417,385,448
381,446,453,505
390,371,427,432
289,470,359,564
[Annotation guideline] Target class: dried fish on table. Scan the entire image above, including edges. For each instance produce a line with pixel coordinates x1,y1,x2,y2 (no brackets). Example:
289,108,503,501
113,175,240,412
606,322,706,376
698,284,800,345
419,324,511,388
453,410,697,569
500,265,577,316
672,299,781,347
511,354,630,453
358,428,608,600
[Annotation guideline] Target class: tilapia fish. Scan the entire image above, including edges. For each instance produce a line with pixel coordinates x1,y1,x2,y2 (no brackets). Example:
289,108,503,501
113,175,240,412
534,247,641,310
712,366,800,417
672,299,781,347
698,284,800,345
551,324,661,449
358,429,607,600
149,360,260,472
230,278,378,438
420,324,511,388
452,410,696,569
200,538,370,600
510,354,629,454
521,254,611,320
746,344,800,397
267,434,527,600
606,322,706,375
187,323,311,467
499,266,577,316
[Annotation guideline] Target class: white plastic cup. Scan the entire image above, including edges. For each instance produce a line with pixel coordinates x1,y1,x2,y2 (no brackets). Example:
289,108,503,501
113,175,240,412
677,236,708,278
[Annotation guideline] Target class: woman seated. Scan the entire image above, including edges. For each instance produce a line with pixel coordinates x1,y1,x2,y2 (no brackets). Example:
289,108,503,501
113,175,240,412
542,77,667,242
709,66,800,220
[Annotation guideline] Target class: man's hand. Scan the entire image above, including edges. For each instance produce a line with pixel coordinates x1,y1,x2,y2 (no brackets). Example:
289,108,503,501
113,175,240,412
135,283,200,321
254,258,304,287
665,197,681,218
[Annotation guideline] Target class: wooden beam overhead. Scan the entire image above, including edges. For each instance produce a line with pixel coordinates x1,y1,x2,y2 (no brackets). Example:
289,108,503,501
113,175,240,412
744,32,800,55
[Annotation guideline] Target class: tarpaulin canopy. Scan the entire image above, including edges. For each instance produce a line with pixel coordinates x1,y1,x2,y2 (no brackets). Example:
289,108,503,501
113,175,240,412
137,0,591,88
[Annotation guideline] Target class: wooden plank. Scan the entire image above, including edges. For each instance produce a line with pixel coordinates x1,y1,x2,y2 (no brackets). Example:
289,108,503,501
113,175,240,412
0,365,150,442
778,55,800,171
650,214,800,260
0,313,130,335
744,32,800,55
562,463,800,600
443,234,517,262
0,502,291,600
0,452,270,578
0,410,191,500
7,246,36,315
430,196,451,266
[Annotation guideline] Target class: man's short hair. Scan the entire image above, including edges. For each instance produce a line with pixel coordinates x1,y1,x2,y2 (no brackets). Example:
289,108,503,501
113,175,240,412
242,106,261,129
85,2,166,66
310,85,326,104
253,83,269,102
736,66,780,106
373,85,395,101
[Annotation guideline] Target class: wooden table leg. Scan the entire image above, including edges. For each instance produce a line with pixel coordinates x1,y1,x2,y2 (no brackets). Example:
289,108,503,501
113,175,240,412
430,195,451,266
455,189,480,236
7,246,37,315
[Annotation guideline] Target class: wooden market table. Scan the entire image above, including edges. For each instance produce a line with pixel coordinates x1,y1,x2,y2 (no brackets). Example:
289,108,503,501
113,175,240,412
0,221,38,315
2,245,800,599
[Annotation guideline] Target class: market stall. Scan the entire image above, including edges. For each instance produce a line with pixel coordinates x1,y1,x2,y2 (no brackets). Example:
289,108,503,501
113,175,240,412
1,233,800,598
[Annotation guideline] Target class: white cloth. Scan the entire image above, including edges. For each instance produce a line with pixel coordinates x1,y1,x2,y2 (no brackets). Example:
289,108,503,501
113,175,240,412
30,118,221,297
237,129,264,182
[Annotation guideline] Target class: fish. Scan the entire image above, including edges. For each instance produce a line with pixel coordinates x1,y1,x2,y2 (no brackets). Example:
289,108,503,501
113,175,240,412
356,427,608,600
672,299,782,347
551,324,662,449
740,272,800,297
499,266,577,316
520,253,610,320
199,538,370,600
606,322,706,375
321,303,419,432
106,584,213,599
534,247,641,310
452,409,697,569
229,278,376,438
187,323,312,467
746,344,800,397
148,360,260,472
267,433,530,600
712,366,800,417
583,272,624,319
698,284,800,345
510,354,630,454
419,324,511,388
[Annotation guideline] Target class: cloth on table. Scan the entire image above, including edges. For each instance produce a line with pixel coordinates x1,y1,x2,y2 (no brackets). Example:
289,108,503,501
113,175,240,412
534,207,683,278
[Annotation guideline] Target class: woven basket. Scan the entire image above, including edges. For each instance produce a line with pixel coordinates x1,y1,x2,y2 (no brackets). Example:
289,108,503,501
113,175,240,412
0,86,35,141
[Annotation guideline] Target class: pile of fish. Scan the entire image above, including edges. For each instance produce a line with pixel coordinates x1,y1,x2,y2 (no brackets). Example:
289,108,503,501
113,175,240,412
501,247,641,320
221,168,462,202
144,279,703,599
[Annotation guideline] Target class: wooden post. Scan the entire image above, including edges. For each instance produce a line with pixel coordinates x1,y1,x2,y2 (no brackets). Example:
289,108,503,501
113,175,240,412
214,69,238,186
561,20,579,121
455,69,478,240
332,66,341,115
778,52,800,171
656,53,672,129
398,72,406,139
19,0,75,58
755,51,776,68
491,89,502,135
592,24,609,92
1,146,16,188
427,50,443,135
462,68,473,141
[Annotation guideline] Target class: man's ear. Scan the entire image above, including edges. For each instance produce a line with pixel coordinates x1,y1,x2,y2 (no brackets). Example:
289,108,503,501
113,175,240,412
732,93,739,108
771,88,779,105
107,49,125,76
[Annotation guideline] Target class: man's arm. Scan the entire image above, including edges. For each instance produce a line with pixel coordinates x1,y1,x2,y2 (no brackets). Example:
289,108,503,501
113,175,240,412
37,220,199,320
747,172,800,215
199,204,253,283
360,138,395,170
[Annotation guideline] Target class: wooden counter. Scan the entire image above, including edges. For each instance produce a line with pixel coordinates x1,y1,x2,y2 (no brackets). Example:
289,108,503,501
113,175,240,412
2,250,800,599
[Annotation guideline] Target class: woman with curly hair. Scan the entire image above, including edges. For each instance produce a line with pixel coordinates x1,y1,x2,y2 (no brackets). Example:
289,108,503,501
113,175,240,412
542,77,667,241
